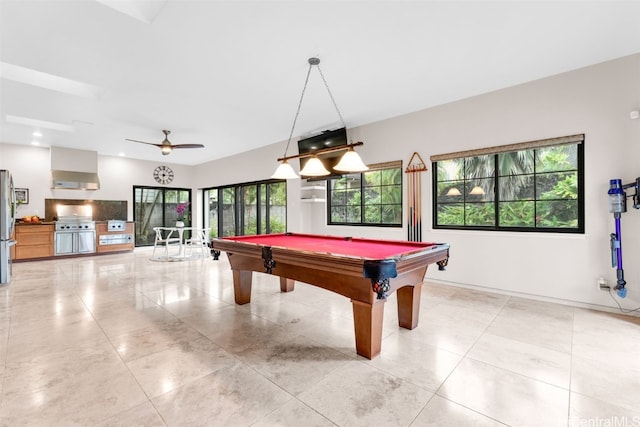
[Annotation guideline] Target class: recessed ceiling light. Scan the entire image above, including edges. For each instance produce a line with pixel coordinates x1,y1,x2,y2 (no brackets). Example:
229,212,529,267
31,141,40,146
118,152,126,157
32,131,42,137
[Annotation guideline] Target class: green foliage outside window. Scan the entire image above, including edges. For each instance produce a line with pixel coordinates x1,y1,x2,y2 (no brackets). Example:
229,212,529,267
435,143,582,232
205,180,286,237
329,166,402,226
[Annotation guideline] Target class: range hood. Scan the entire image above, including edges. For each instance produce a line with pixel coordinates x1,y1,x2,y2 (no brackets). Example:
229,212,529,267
51,170,100,190
50,147,101,190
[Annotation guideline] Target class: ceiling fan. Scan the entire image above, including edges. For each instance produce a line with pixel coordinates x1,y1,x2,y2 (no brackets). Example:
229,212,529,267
126,130,204,155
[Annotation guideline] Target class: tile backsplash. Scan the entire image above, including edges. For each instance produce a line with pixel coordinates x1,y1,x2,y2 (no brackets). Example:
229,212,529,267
45,199,127,221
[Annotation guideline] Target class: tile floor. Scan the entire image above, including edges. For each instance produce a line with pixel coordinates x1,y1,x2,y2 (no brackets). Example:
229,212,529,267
1,248,639,426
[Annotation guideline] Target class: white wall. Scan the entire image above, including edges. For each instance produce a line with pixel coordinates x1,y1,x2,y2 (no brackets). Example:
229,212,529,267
2,53,639,312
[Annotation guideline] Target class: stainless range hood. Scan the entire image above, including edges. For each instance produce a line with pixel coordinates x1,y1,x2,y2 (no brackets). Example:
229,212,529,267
50,147,101,190
51,170,100,190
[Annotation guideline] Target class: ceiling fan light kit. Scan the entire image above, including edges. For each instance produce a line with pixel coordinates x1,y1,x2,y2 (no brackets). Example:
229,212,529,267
126,129,204,155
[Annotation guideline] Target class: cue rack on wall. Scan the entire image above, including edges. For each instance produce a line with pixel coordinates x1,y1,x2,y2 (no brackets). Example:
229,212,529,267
405,152,428,242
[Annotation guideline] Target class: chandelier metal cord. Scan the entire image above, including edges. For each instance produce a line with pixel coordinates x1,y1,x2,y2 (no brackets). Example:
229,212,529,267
280,57,347,160
272,57,367,179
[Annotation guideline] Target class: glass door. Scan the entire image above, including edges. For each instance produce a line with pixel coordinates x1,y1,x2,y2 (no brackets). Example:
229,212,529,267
134,186,191,246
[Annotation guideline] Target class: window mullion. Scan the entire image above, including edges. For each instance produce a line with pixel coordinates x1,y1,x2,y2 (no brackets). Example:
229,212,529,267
360,174,365,223
494,154,499,229
533,149,538,229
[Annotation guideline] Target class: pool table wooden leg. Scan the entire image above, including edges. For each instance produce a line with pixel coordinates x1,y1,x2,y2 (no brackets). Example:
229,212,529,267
280,277,295,292
233,270,253,304
396,283,422,330
351,299,385,359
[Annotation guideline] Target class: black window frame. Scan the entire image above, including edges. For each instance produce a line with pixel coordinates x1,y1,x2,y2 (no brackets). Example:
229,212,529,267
432,136,585,234
203,179,286,237
327,162,403,227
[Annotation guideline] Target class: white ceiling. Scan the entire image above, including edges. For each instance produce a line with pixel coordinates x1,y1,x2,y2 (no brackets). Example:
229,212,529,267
1,1,640,165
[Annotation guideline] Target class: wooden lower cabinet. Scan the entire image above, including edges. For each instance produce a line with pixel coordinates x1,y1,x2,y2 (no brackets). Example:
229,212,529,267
15,224,54,260
96,222,134,253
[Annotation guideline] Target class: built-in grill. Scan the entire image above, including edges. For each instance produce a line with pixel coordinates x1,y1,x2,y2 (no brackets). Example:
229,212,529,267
55,221,95,231
54,205,96,255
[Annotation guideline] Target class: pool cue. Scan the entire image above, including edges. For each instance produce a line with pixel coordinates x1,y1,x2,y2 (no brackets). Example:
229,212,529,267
412,169,417,241
405,152,428,242
416,167,422,241
407,171,413,240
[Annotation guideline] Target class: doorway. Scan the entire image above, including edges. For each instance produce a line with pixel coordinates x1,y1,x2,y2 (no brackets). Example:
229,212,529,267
133,186,191,246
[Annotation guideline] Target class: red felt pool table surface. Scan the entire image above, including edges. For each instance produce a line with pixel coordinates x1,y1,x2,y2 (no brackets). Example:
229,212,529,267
220,233,439,260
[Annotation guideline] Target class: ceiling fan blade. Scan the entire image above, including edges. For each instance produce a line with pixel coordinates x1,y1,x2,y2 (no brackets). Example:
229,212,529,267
173,144,205,149
126,131,204,155
125,139,163,147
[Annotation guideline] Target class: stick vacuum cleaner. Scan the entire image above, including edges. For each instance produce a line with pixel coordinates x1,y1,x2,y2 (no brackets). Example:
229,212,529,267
608,177,640,298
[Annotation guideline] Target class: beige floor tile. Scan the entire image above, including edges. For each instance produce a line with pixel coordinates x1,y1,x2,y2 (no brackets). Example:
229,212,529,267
422,302,498,336
467,333,571,388
5,314,106,362
395,303,489,355
571,355,640,412
94,304,179,336
253,398,335,427
281,306,361,356
569,392,640,427
4,334,115,380
94,401,166,427
152,362,292,426
7,308,96,338
298,360,433,426
153,293,230,317
484,301,574,354
438,358,569,427
411,395,506,426
9,292,89,324
421,281,459,303
182,304,296,354
110,318,205,362
241,291,327,326
572,308,640,371
366,332,463,392
1,344,148,426
434,286,509,315
126,336,238,398
236,333,354,395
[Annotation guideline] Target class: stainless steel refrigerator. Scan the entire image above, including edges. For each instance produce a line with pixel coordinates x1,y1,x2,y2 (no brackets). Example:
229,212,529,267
0,170,18,284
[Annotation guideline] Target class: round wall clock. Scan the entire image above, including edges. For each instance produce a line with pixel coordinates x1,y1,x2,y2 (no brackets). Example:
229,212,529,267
153,165,174,184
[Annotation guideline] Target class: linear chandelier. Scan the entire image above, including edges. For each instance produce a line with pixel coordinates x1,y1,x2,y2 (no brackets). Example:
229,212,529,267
272,57,368,180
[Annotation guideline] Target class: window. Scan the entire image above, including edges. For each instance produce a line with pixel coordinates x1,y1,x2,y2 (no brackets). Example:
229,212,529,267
204,180,286,237
432,134,584,233
328,161,403,226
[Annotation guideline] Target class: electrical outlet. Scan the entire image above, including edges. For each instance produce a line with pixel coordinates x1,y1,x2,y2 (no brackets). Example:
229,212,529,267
598,277,610,291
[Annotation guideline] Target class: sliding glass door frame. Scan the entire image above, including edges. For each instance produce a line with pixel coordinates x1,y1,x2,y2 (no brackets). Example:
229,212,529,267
133,186,192,246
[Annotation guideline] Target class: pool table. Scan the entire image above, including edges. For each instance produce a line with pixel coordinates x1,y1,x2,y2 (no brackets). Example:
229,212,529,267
211,232,450,359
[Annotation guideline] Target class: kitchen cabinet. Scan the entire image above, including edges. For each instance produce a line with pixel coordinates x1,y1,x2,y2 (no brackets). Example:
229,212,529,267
96,222,134,253
14,224,54,260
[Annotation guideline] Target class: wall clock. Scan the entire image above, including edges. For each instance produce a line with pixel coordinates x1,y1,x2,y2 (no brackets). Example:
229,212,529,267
153,165,174,184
